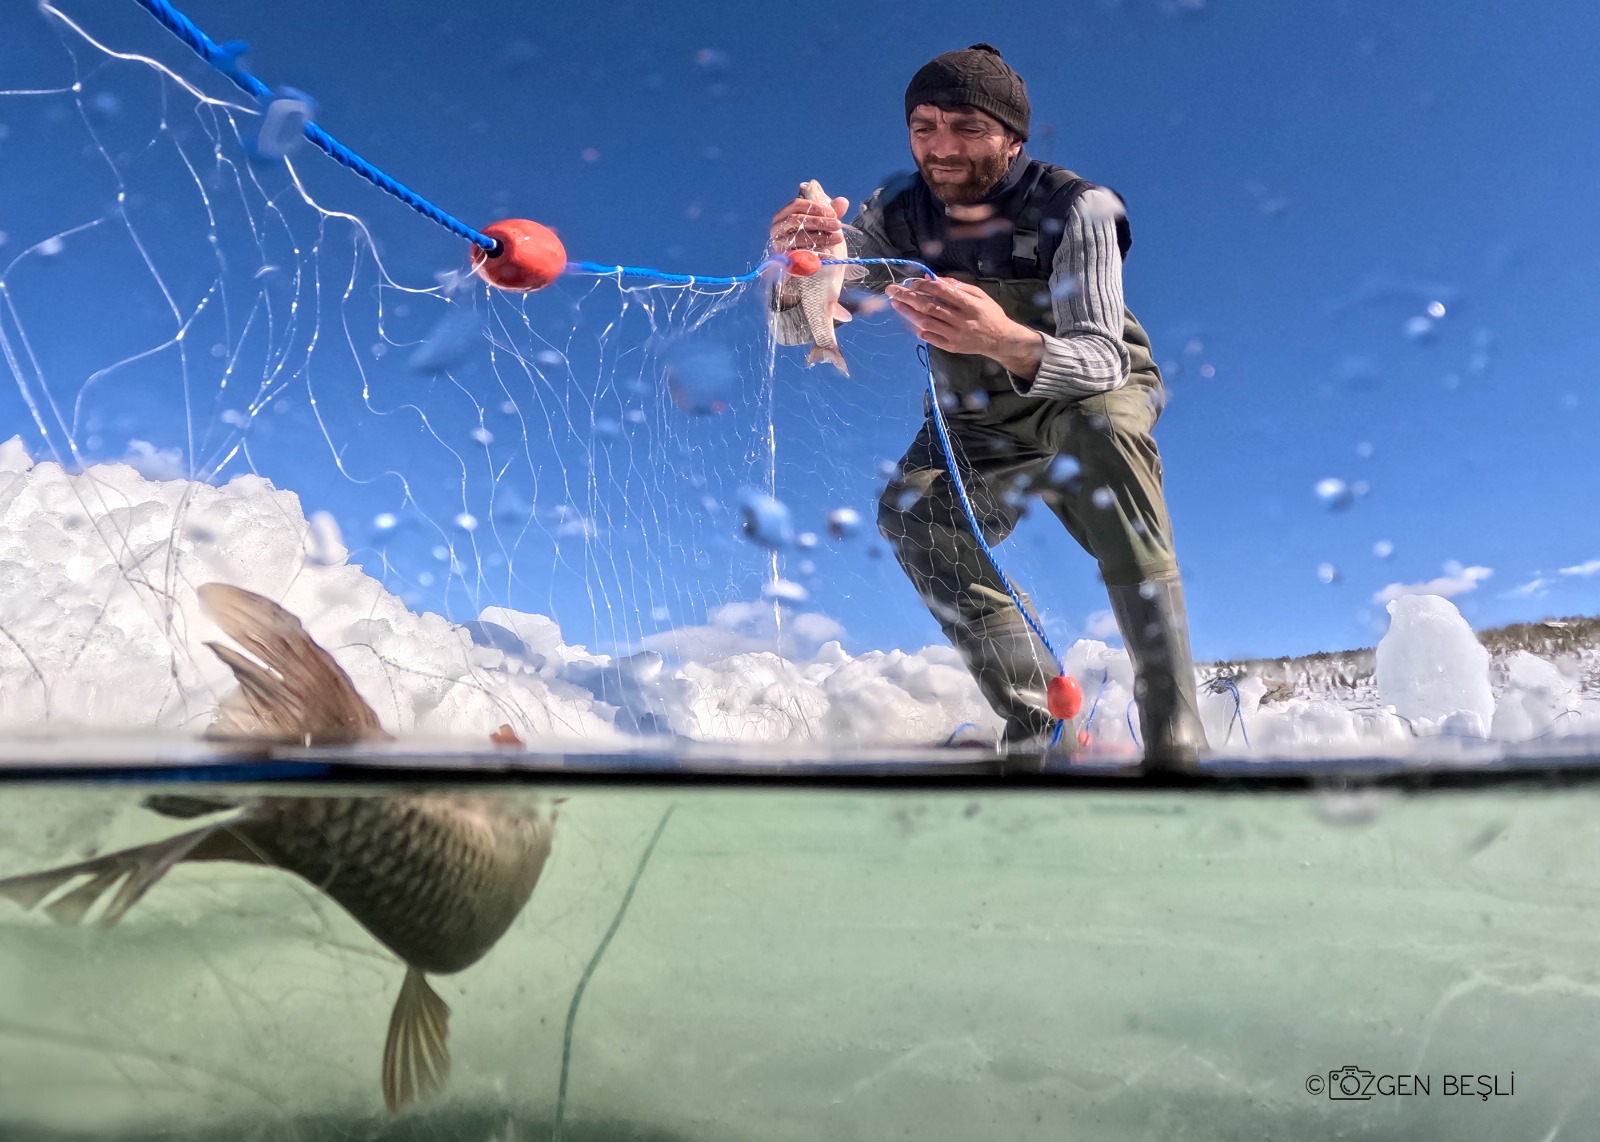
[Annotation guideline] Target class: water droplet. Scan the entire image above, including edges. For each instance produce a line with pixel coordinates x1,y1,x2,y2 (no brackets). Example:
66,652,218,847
1355,441,1375,458
1048,455,1081,485
470,427,493,445
1315,478,1354,511
36,236,64,257
536,349,564,366
796,531,818,549
454,512,478,531
738,489,795,548
1317,562,1341,584
431,545,450,561
763,579,810,604
664,343,738,415
253,91,316,160
373,512,398,532
826,507,862,539
1426,300,1447,318
1091,487,1115,510
1373,539,1394,559
1199,363,1216,379
1404,315,1435,343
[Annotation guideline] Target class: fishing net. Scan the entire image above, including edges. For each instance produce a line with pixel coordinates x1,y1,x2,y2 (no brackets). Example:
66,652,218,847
4,1,1104,745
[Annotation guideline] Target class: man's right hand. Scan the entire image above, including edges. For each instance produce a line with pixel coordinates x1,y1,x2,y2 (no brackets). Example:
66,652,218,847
769,195,849,252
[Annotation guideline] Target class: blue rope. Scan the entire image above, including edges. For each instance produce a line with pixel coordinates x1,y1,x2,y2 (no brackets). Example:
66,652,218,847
1083,669,1109,736
918,345,1060,668
1217,677,1251,747
129,0,497,251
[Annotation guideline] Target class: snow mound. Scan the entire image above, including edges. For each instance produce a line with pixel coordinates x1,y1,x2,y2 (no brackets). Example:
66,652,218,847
0,437,1595,756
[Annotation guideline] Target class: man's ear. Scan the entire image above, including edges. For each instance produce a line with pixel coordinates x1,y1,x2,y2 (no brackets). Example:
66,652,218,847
1007,134,1023,159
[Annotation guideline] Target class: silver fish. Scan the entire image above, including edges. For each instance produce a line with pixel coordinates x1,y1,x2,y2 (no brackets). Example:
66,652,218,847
780,179,856,377
0,584,556,1112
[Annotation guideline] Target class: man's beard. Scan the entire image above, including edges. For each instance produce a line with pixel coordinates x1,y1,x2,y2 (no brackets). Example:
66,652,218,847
918,150,1012,206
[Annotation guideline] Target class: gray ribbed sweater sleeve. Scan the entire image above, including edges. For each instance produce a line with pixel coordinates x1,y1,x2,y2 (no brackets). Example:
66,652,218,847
1013,198,1132,400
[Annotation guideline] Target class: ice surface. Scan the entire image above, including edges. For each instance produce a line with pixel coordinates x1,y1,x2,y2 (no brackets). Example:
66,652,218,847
0,436,1595,754
1376,594,1495,728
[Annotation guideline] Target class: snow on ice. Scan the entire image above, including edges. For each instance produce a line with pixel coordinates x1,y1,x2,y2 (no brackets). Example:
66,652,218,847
0,436,1595,755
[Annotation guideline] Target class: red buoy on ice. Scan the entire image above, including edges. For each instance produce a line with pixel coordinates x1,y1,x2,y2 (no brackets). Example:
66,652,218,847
1046,674,1083,720
471,219,566,292
784,249,822,276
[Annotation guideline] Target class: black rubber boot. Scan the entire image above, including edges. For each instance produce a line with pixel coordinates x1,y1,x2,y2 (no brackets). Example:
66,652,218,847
944,610,1057,748
1107,573,1208,772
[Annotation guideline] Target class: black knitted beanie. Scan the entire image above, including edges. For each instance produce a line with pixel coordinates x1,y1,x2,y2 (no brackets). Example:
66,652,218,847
904,43,1030,140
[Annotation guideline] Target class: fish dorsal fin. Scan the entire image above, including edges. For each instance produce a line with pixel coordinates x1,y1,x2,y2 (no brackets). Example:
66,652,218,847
197,583,390,745
382,967,452,1112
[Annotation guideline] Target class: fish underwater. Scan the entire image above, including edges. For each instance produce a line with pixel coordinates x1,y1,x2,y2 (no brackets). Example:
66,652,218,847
0,583,557,1112
781,178,859,377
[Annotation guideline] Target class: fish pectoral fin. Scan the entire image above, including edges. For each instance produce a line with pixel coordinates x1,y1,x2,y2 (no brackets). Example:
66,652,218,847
382,967,452,1113
840,262,870,281
806,344,851,378
0,824,219,926
830,302,853,324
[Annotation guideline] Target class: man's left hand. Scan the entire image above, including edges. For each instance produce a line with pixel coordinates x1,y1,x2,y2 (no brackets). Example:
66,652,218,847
887,278,1043,378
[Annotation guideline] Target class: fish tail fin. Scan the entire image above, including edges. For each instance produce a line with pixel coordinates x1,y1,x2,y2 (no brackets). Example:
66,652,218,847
382,966,452,1112
0,824,220,927
806,344,851,377
197,583,387,745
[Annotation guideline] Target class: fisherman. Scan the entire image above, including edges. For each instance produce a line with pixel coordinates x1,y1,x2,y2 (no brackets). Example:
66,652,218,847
768,43,1207,769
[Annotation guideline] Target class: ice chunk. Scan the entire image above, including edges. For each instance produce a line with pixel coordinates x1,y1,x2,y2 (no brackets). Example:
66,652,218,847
1375,594,1493,727
303,511,346,566
1491,651,1579,741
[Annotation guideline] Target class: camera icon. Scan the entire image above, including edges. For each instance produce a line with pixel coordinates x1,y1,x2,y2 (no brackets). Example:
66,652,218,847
1327,1065,1374,1100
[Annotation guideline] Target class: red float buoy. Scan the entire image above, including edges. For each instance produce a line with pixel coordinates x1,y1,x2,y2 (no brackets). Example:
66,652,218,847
1077,728,1091,747
470,219,566,292
784,249,822,277
1046,674,1083,720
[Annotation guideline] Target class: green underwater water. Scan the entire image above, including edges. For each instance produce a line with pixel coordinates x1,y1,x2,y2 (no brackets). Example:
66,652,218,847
2,777,1599,1141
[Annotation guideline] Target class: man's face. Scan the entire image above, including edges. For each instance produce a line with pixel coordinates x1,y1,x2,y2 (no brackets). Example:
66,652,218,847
908,104,1022,206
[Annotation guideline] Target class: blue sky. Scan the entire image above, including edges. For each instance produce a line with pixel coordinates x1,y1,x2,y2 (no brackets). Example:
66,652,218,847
3,0,1598,662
